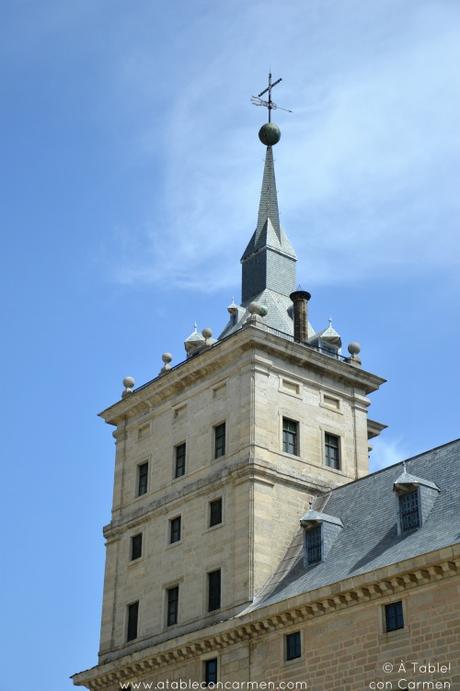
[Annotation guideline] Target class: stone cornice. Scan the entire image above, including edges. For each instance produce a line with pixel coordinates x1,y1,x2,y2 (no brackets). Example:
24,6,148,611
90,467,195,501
99,325,386,426
103,457,331,541
71,544,460,689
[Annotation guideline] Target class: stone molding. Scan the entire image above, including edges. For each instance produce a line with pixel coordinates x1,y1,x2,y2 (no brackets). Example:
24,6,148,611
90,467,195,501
100,325,386,427
72,545,460,689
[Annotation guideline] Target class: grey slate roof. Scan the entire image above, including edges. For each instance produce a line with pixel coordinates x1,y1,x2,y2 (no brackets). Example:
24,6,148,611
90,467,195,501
247,439,460,611
393,470,439,491
241,146,296,262
218,289,315,340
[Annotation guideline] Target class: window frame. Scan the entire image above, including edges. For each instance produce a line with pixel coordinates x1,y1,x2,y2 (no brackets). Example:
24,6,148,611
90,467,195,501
169,515,182,544
214,422,226,459
305,524,322,564
285,631,302,661
126,600,139,642
282,417,299,456
136,461,149,497
130,533,143,561
209,497,223,528
166,585,179,627
174,442,186,479
203,657,218,685
324,432,341,470
399,488,421,533
384,600,405,633
207,568,221,612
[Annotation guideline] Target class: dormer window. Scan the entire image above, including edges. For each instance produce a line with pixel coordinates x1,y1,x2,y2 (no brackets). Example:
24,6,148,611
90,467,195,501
300,509,343,567
305,525,322,564
393,463,440,536
399,489,420,532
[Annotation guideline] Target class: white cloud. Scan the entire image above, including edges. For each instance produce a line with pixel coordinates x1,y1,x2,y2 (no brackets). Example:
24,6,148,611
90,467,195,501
107,0,460,292
370,436,409,472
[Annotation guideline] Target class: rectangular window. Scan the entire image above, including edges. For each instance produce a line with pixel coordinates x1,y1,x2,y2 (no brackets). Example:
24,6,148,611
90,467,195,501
167,586,179,626
169,516,181,544
208,569,221,612
175,442,186,478
285,631,301,661
214,423,226,458
127,601,139,641
325,433,340,469
209,498,223,527
130,533,143,561
204,658,218,685
305,525,322,564
399,490,420,532
137,462,149,496
385,601,404,632
282,418,299,455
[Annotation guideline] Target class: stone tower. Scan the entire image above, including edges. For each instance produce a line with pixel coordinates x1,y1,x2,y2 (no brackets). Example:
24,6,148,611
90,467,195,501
73,115,386,690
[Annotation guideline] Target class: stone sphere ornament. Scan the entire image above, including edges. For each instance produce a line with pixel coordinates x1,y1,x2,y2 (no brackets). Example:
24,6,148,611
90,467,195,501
162,353,172,364
258,122,281,146
202,327,213,339
122,376,135,389
347,341,361,356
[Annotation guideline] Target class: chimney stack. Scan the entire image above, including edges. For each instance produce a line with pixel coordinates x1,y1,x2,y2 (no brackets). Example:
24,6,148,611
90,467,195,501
290,290,311,343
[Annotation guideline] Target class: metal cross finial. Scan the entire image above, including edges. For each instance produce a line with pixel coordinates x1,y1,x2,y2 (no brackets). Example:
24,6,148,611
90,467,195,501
251,72,292,122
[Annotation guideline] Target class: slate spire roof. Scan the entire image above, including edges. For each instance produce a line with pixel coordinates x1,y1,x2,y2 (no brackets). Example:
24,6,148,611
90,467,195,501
241,146,296,262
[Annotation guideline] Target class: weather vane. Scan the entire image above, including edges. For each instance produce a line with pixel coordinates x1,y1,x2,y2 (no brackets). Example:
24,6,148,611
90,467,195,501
251,72,292,122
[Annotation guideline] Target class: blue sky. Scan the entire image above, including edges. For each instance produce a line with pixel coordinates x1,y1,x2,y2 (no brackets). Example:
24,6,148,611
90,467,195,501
1,1,459,690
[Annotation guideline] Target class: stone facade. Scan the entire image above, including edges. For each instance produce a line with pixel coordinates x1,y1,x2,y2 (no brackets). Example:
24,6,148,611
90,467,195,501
92,325,384,666
74,545,460,690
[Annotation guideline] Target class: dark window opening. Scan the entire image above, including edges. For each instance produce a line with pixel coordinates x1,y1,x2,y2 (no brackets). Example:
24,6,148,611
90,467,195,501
127,601,139,641
385,601,404,632
208,569,221,612
399,490,420,532
325,433,340,469
204,658,218,685
285,631,301,661
283,418,299,455
170,516,181,544
305,525,322,564
209,498,222,527
175,442,186,478
137,462,149,496
167,586,179,626
214,423,226,458
130,533,142,561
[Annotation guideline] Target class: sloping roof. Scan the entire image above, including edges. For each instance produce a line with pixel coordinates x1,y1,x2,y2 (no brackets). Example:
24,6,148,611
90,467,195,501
393,470,439,491
218,289,315,340
248,438,460,611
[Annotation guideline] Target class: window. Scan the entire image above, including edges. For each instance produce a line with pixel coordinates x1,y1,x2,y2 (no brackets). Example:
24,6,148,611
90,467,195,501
175,442,186,478
137,462,149,496
167,585,179,626
214,423,226,458
130,533,143,561
204,658,218,685
325,433,340,469
282,418,299,455
385,601,404,632
208,569,221,611
285,631,301,661
305,525,322,564
399,490,420,532
127,601,139,641
169,516,181,544
209,498,222,527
